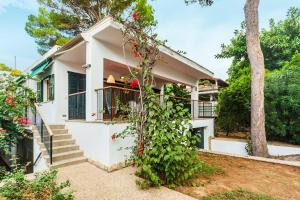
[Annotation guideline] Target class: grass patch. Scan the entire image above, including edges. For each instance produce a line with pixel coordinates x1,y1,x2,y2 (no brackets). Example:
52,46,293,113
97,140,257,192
203,188,275,200
200,162,224,179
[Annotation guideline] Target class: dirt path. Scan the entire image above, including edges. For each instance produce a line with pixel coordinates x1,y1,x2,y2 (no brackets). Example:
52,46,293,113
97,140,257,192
175,152,300,200
57,162,196,200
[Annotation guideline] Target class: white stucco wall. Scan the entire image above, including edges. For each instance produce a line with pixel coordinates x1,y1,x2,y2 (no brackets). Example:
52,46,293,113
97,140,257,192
33,138,48,173
211,138,300,156
65,121,134,167
66,119,214,168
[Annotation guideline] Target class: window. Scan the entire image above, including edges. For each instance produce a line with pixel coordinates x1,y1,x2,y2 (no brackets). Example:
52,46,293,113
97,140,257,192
37,75,54,102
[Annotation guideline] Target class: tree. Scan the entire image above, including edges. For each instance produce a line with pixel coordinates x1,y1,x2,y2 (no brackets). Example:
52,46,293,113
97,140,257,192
265,53,300,144
185,0,268,156
217,7,300,78
244,0,268,157
216,7,300,136
217,67,251,134
25,0,135,54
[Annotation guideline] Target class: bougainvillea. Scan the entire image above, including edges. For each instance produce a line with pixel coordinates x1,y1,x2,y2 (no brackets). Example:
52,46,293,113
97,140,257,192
118,0,204,188
0,67,36,153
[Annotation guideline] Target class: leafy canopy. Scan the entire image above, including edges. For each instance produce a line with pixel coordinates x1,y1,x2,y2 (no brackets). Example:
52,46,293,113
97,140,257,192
216,7,300,139
217,7,300,80
25,0,136,54
265,53,300,144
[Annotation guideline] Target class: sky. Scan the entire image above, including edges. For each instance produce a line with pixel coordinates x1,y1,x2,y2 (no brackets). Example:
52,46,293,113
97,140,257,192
0,0,299,80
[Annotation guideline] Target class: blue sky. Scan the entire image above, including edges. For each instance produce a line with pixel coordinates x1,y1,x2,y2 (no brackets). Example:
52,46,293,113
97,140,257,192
0,0,299,79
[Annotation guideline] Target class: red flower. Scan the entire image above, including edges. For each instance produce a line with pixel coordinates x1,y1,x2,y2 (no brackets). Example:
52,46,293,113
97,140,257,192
17,117,30,125
135,148,144,155
5,96,15,106
131,11,139,20
139,141,144,148
130,79,139,89
132,41,139,47
111,133,117,141
132,50,140,57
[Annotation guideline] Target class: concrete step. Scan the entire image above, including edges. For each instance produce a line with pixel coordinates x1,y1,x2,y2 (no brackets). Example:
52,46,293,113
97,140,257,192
52,129,68,135
50,157,87,169
42,144,80,154
49,125,65,130
45,150,84,162
53,134,72,140
51,139,75,147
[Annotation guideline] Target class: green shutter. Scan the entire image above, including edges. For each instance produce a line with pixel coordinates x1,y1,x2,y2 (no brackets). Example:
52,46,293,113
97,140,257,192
37,81,43,102
49,74,55,101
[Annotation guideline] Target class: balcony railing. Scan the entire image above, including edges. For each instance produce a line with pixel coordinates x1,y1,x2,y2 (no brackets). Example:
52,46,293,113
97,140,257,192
95,86,139,121
95,86,216,121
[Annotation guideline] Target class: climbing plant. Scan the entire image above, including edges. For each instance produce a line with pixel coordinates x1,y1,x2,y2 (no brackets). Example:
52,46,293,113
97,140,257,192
115,0,204,188
0,67,36,153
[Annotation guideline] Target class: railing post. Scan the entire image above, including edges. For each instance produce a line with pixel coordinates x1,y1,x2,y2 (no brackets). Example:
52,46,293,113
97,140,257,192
41,120,44,143
110,87,113,121
50,136,53,165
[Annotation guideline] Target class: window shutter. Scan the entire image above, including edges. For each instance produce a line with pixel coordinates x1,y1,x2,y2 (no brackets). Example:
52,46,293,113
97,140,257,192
49,74,55,101
37,81,43,102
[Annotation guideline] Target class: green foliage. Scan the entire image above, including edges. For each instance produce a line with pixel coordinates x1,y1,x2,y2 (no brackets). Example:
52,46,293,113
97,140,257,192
0,63,10,71
119,0,205,188
134,85,203,187
216,7,300,139
0,68,36,153
0,167,73,200
265,53,300,144
26,0,135,54
204,188,275,200
245,137,253,156
216,67,251,133
217,7,300,78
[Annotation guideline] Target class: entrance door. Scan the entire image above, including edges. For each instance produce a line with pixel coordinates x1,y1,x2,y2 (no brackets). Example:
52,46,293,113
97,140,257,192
68,72,86,120
192,127,205,149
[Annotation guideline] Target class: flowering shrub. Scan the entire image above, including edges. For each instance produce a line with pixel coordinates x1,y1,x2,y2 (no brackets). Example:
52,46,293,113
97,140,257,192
118,0,204,188
0,66,36,153
0,166,73,200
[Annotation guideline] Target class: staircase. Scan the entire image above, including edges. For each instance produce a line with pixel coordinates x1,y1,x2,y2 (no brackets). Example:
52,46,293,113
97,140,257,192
35,124,87,169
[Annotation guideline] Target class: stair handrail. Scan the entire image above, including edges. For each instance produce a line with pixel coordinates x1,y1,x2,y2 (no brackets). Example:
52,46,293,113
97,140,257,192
34,103,53,164
34,103,54,136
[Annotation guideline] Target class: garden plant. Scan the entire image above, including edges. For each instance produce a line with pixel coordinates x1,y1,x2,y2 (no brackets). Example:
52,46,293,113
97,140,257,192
115,0,205,188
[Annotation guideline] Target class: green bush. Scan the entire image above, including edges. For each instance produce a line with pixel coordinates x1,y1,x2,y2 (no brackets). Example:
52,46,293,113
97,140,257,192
265,53,300,144
0,167,73,200
134,84,204,188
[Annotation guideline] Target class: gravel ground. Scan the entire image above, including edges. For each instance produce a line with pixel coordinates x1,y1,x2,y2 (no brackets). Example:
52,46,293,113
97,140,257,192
58,162,196,200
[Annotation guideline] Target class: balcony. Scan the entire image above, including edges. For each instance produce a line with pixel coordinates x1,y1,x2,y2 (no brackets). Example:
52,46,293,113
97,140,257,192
94,86,216,121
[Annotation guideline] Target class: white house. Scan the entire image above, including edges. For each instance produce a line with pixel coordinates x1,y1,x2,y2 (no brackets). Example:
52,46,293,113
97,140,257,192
26,17,216,172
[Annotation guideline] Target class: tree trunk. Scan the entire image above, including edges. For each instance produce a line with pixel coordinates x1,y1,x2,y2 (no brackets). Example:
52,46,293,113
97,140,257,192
244,0,268,157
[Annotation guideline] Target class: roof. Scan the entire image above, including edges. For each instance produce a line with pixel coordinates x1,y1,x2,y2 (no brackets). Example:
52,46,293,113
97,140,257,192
27,17,214,77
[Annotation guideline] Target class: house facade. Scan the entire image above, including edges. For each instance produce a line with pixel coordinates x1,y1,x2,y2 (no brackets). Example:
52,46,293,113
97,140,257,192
198,78,228,117
26,17,216,172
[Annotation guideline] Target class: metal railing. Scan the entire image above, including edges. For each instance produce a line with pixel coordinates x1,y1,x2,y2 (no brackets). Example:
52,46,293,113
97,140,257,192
95,86,139,121
68,91,86,120
34,103,53,164
95,86,216,121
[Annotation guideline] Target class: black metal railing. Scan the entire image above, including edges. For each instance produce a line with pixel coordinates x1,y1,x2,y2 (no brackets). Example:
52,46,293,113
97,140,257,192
95,86,139,121
198,101,217,118
34,104,53,164
68,91,86,120
95,86,216,121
